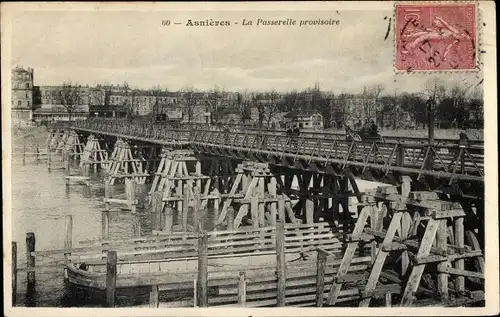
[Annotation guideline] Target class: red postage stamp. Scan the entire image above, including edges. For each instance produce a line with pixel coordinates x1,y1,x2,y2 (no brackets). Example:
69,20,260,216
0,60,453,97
395,3,477,71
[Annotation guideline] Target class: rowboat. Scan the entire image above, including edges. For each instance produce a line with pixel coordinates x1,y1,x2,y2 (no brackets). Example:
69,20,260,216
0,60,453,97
64,250,305,291
64,222,343,293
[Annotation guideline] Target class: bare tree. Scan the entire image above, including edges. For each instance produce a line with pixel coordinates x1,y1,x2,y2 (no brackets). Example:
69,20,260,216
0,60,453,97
122,82,138,120
235,92,251,125
205,85,223,124
58,81,82,122
262,90,281,127
180,86,197,123
362,84,384,123
424,77,447,103
151,85,167,119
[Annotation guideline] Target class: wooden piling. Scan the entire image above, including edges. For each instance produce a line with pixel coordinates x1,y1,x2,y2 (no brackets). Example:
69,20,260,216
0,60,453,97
276,220,286,306
182,184,189,232
133,219,141,237
316,248,328,307
22,144,26,165
106,250,117,307
164,206,173,234
197,231,209,307
47,151,52,171
64,152,70,176
104,177,111,212
226,206,235,231
278,197,285,221
151,191,163,231
35,145,39,162
385,291,392,307
149,285,159,308
12,242,17,305
455,217,465,292
306,199,314,224
193,189,201,232
250,194,259,228
238,271,247,306
64,215,73,265
26,233,35,288
101,211,109,240
126,179,137,214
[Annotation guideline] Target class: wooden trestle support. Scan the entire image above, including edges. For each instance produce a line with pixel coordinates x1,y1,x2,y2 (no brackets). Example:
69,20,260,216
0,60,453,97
79,134,109,173
107,139,148,185
45,129,65,151
321,184,484,307
149,153,304,233
63,131,84,158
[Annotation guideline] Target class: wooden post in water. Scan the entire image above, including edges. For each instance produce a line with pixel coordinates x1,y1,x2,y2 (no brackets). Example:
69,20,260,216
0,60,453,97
64,152,70,176
385,291,392,307
278,196,286,221
106,250,117,307
197,231,209,307
26,233,36,289
193,189,201,232
35,145,39,163
151,192,163,231
133,219,141,237
64,215,73,265
12,242,17,305
102,211,109,240
276,220,286,307
22,144,26,165
126,179,137,214
316,248,328,307
47,150,52,171
149,285,159,308
226,206,235,231
305,199,314,224
164,206,173,234
238,271,247,306
182,184,189,232
104,176,111,211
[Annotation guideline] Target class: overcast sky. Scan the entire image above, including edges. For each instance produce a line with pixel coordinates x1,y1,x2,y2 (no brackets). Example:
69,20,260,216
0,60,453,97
10,9,482,94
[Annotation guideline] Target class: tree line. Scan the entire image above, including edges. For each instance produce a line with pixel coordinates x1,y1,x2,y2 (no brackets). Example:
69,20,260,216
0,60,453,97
55,78,483,129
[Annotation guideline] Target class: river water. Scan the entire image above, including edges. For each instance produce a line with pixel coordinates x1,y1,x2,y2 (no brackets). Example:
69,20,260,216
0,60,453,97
11,155,383,307
11,157,220,307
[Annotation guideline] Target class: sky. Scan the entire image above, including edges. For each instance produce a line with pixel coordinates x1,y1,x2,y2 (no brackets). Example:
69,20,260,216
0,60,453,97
10,9,483,94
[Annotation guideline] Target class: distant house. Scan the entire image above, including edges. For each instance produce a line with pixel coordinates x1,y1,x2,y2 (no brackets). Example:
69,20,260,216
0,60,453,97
285,111,323,130
33,105,89,122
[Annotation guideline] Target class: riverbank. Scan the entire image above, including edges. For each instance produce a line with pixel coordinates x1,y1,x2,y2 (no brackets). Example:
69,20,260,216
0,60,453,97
12,125,50,149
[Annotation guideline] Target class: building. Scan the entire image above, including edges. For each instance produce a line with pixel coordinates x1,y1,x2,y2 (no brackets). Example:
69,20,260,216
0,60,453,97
33,106,89,122
285,111,324,130
11,66,34,120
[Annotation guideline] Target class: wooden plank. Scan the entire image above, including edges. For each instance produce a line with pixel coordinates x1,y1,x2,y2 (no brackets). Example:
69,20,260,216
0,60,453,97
359,212,403,307
197,232,208,307
149,285,159,308
316,248,328,307
454,217,465,291
238,272,246,306
400,218,440,306
276,220,286,307
327,206,370,305
106,251,117,307
26,233,36,289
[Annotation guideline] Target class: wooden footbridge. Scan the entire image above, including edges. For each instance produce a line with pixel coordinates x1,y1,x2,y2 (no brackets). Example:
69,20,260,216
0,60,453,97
13,120,485,308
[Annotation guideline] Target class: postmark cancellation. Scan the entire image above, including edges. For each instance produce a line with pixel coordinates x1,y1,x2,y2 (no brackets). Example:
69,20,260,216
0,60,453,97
395,3,477,72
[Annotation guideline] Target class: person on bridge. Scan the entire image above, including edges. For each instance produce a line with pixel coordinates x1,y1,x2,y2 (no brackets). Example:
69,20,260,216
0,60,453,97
369,120,379,137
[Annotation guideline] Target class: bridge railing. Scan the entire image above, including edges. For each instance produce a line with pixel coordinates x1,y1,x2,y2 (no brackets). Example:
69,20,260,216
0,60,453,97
70,120,484,179
75,118,483,146
189,129,484,179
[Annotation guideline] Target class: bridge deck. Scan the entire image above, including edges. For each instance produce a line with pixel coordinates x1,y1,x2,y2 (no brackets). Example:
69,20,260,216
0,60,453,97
70,121,484,186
